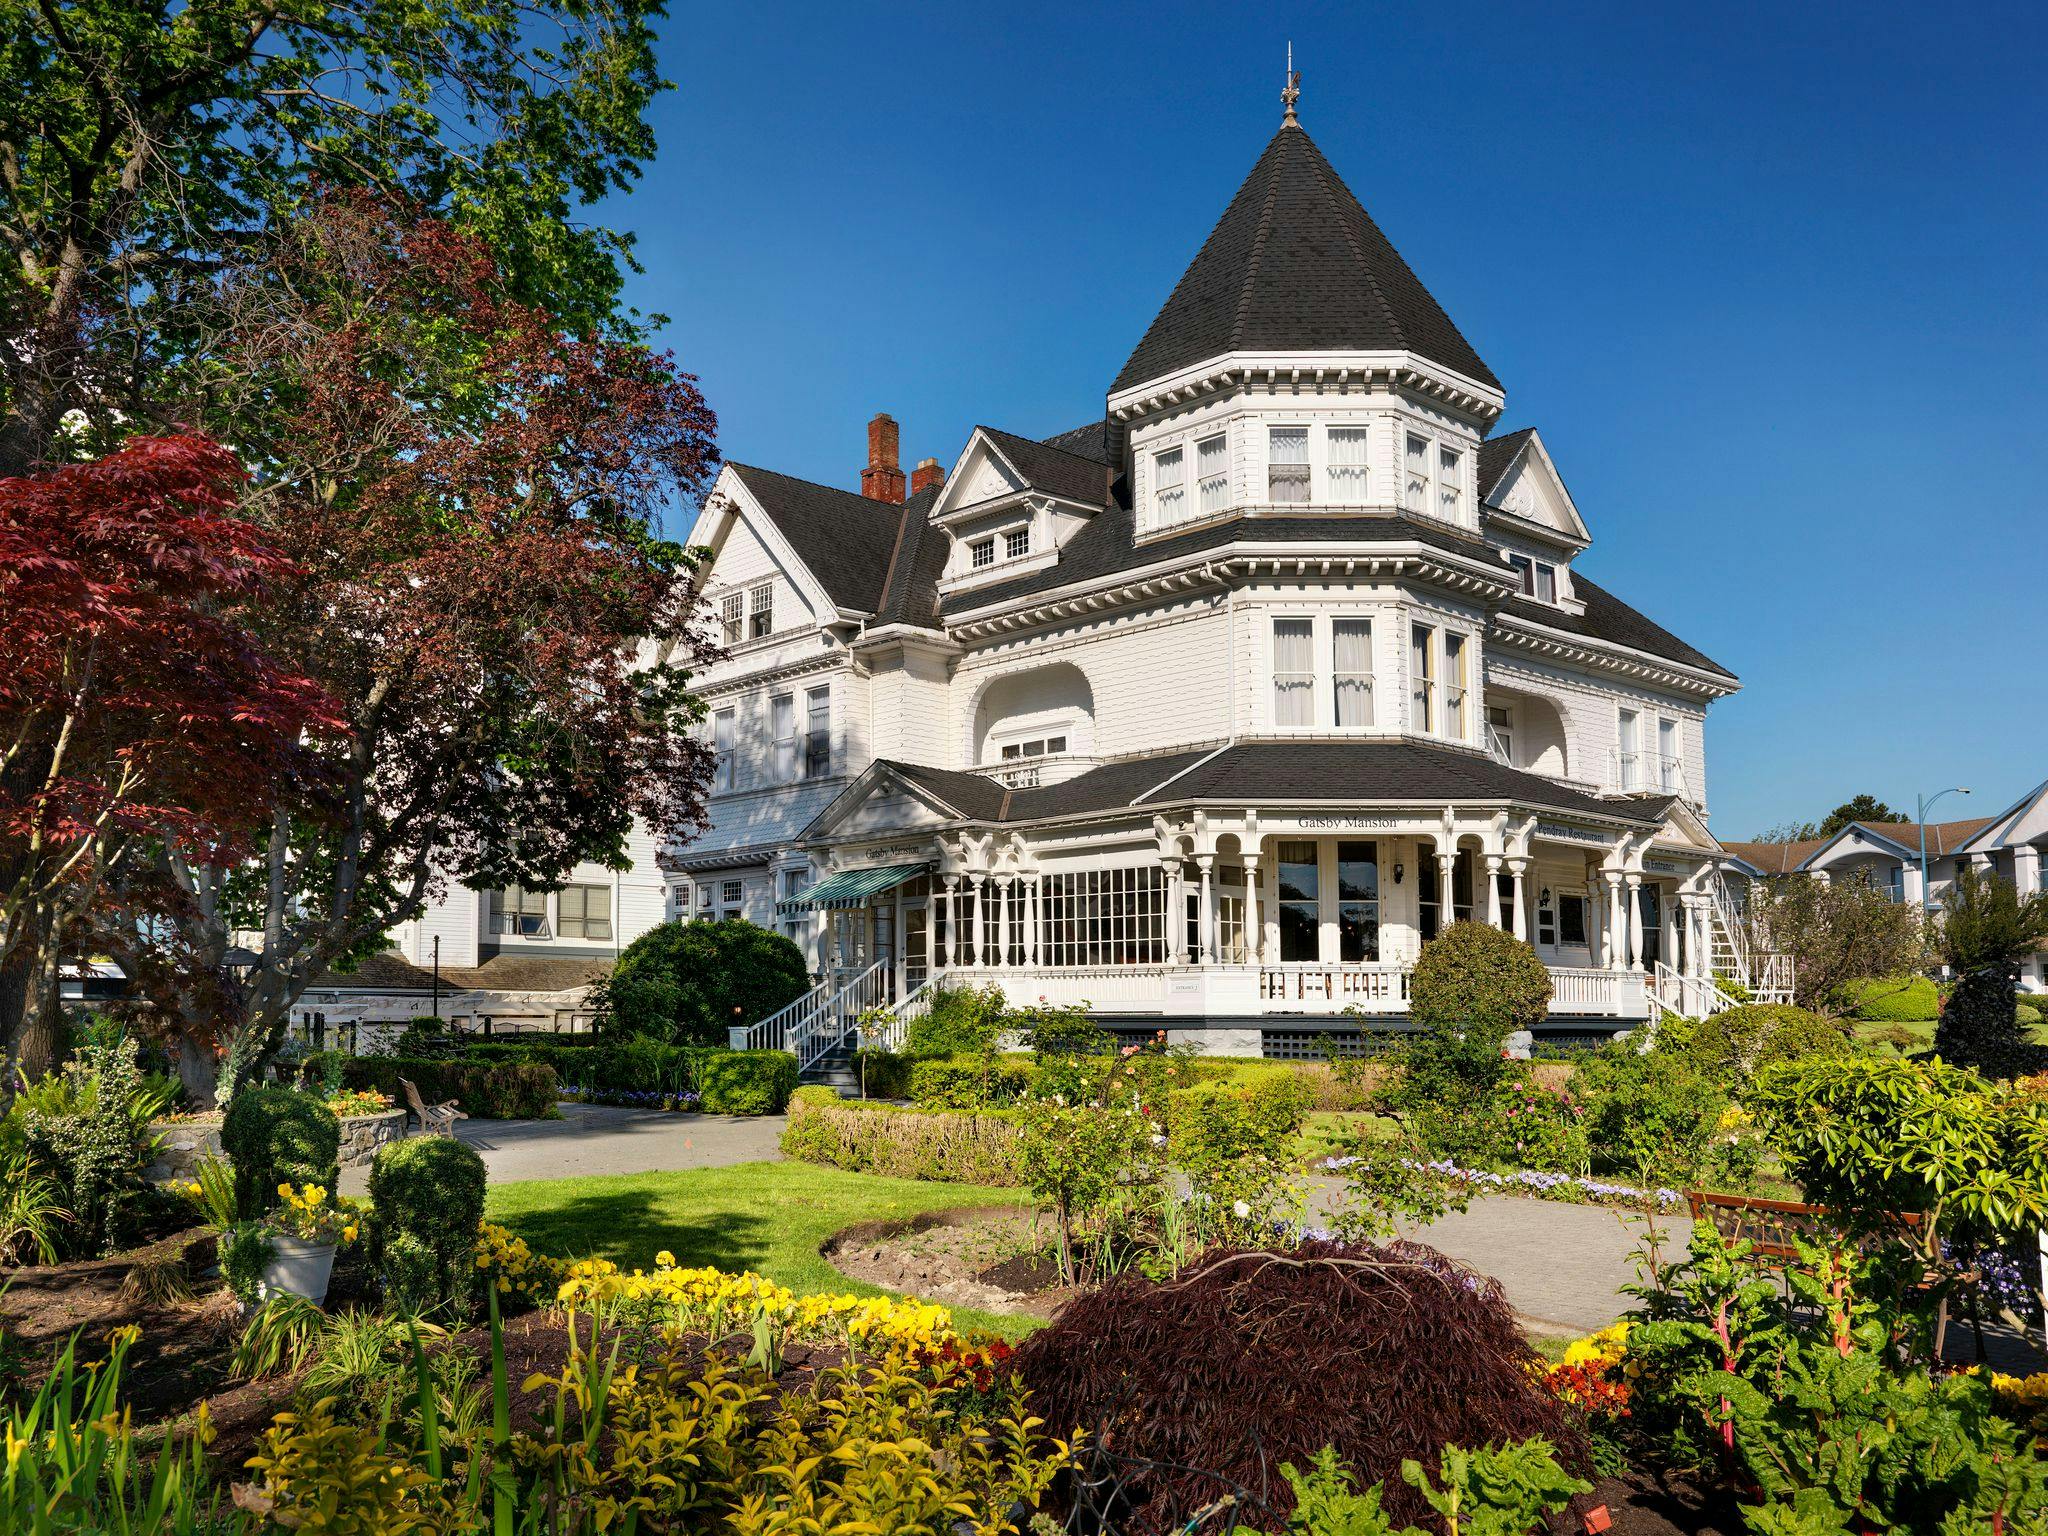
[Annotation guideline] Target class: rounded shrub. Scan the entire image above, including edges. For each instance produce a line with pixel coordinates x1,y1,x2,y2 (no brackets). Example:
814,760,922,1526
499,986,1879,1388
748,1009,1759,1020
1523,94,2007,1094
1664,1002,1847,1091
1841,975,1940,1023
367,1136,487,1320
1013,1240,1586,1531
221,1086,340,1220
1401,922,1552,1124
904,983,1008,1057
597,919,810,1046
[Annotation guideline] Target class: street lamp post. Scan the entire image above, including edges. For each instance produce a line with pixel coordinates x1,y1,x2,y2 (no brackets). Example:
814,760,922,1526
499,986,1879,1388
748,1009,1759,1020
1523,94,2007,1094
1917,786,1972,919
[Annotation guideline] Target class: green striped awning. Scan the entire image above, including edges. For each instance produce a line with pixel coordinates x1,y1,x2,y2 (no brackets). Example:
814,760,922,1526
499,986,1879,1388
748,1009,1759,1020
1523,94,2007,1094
775,862,928,915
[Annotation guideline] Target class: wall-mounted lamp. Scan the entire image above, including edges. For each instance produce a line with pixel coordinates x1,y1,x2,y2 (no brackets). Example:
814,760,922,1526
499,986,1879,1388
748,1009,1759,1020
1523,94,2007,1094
1539,887,1551,905
1392,861,1405,886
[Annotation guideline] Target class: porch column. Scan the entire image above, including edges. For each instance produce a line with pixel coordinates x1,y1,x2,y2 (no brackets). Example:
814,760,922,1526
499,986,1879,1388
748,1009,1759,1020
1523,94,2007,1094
2016,846,2042,898
993,875,1013,967
1626,874,1646,973
1509,858,1529,942
968,874,987,968
1242,853,1262,965
939,876,957,969
1026,875,1042,965
1484,855,1503,927
1437,838,1457,926
1587,878,1605,964
928,884,942,977
1196,853,1216,965
1164,858,1189,964
1603,872,1625,970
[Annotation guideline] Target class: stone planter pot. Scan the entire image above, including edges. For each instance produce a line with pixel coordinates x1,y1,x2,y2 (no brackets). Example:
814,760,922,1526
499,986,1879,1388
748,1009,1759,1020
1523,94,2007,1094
259,1233,338,1305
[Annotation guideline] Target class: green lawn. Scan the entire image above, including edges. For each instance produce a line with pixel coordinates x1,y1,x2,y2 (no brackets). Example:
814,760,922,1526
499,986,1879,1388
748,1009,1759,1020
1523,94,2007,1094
484,1160,1034,1337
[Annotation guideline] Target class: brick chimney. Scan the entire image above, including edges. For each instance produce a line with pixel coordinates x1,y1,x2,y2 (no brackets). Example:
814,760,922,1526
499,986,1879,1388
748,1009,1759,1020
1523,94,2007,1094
910,456,946,497
861,412,906,503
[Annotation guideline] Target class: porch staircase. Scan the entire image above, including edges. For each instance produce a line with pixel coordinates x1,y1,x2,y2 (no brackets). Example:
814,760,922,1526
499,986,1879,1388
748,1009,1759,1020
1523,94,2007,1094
735,962,935,1096
1703,871,1795,1007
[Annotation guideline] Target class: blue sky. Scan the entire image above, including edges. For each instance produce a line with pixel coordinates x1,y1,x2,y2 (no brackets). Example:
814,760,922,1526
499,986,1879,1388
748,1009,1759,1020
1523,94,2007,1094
603,1,2046,840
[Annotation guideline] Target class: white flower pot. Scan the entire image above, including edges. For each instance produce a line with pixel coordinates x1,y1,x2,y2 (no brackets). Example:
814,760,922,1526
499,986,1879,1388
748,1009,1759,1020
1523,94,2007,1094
259,1233,338,1305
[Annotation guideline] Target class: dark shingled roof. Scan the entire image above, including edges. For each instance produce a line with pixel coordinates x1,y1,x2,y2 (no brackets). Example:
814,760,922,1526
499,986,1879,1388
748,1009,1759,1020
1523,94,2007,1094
871,484,944,628
1501,574,1735,680
880,740,1661,827
309,952,613,994
1114,122,1498,395
727,463,913,615
1479,427,1536,502
975,426,1116,509
1039,420,1114,463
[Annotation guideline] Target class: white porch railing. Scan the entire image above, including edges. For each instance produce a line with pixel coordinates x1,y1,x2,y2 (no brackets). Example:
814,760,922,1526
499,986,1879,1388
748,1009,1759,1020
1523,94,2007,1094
1647,960,1739,1021
876,975,936,1054
736,959,890,1074
1259,963,1410,1013
972,965,1174,1010
1546,966,1646,1017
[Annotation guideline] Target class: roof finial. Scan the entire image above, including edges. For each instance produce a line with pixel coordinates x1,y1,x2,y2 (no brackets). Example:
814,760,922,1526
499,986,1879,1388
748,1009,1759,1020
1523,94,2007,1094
1281,42,1302,126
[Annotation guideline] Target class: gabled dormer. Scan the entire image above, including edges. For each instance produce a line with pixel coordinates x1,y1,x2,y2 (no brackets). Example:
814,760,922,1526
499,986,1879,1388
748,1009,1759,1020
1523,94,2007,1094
932,426,1113,597
1478,428,1591,616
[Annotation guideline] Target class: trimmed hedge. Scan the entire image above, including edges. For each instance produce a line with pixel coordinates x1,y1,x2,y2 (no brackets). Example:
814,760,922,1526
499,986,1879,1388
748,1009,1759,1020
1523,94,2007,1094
369,1135,488,1320
908,1056,1037,1109
321,1055,559,1119
696,1049,799,1115
1841,975,1941,1023
780,1087,1022,1184
457,1037,700,1095
221,1087,340,1219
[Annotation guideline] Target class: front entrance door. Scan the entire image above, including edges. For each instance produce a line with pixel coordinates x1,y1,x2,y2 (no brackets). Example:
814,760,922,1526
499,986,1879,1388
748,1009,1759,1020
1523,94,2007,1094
903,903,928,994
873,901,897,1001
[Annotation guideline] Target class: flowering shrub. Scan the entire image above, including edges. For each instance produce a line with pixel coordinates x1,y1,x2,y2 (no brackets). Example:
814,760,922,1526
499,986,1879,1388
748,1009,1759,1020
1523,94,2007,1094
1324,1153,1682,1211
1543,1322,1634,1421
318,1086,395,1118
562,1085,702,1111
1457,1076,1591,1174
268,1180,364,1245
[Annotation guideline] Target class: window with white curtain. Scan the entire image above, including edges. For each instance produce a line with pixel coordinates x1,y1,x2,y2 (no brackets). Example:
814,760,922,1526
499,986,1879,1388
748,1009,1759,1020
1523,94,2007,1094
1272,618,1315,727
1196,434,1228,515
803,686,831,778
1535,562,1557,603
1332,618,1374,728
1618,708,1642,789
1328,428,1370,500
1658,717,1680,790
1410,623,1436,733
1268,427,1310,504
1404,435,1429,512
713,708,735,789
1438,445,1464,522
1444,632,1469,740
770,693,796,780
1153,446,1185,525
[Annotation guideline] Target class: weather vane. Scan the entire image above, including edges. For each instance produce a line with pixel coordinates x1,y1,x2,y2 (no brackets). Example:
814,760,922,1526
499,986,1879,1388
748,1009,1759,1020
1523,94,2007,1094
1281,41,1302,126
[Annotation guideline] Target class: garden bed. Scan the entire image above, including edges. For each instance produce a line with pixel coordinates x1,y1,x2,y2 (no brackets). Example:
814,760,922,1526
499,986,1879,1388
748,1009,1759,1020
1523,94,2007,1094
823,1205,1075,1319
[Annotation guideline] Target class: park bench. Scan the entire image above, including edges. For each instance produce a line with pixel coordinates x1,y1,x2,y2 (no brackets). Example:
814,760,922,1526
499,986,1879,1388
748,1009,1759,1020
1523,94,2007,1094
399,1075,469,1138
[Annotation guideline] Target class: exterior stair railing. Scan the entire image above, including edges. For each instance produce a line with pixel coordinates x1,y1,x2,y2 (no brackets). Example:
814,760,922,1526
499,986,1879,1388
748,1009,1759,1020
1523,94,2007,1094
734,960,891,1075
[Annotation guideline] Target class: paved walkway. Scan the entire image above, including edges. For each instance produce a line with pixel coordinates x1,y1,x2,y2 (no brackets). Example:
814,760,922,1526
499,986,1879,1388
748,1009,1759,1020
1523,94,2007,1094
1398,1196,1689,1336
339,1103,789,1193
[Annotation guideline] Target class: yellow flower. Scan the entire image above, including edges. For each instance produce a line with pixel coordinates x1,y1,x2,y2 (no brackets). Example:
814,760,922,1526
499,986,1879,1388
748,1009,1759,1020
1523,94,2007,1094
277,1182,293,1200
341,1226,358,1243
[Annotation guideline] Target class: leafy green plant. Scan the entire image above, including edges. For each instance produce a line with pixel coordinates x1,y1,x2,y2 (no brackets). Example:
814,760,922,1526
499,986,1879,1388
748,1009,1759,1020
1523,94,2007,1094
0,1146,71,1264
220,1086,340,1221
12,1034,169,1256
694,1048,798,1114
907,1053,1035,1108
1332,1136,1479,1242
1660,1002,1847,1093
231,1293,325,1380
1398,923,1551,1142
593,917,811,1047
220,1221,277,1306
1167,1075,1313,1243
1013,1086,1162,1285
368,1134,489,1319
904,982,1008,1057
1573,1040,1732,1187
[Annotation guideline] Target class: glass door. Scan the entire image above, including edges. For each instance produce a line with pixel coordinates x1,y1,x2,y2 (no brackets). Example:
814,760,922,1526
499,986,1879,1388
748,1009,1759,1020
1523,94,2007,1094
903,904,928,994
873,902,896,1001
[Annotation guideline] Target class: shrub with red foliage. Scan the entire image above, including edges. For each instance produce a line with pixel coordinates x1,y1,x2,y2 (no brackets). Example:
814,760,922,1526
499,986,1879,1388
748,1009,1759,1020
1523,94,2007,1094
1013,1240,1589,1533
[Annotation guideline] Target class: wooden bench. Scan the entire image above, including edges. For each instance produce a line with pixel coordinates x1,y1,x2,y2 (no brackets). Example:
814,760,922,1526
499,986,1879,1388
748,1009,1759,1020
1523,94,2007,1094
399,1076,468,1138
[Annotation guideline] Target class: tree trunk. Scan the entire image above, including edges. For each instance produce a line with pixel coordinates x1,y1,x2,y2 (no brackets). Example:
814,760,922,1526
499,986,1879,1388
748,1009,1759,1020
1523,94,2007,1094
171,1034,220,1105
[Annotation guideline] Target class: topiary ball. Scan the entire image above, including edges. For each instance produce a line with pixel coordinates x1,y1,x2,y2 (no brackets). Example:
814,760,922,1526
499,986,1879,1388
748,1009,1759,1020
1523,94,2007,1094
368,1135,487,1319
221,1086,340,1221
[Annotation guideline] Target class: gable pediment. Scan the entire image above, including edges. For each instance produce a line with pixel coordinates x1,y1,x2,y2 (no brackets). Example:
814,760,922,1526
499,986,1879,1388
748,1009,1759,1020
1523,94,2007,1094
932,435,1028,520
1486,432,1590,546
803,762,967,843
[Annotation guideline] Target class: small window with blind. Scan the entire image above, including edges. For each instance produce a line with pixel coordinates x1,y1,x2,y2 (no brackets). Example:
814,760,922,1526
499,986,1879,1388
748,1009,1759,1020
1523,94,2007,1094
1272,618,1315,728
1404,435,1430,512
1410,623,1436,733
718,592,743,646
1153,446,1185,526
1328,428,1370,501
1268,427,1310,503
1444,631,1469,740
1534,562,1557,603
770,693,796,780
1332,618,1374,728
558,884,612,941
1196,433,1228,515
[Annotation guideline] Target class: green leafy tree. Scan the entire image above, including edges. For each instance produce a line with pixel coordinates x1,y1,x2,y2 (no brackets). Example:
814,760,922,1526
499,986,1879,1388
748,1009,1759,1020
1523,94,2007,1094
1818,794,1899,838
1933,866,2048,1078
0,0,667,477
1396,923,1551,1136
596,919,811,1048
1750,871,1923,1016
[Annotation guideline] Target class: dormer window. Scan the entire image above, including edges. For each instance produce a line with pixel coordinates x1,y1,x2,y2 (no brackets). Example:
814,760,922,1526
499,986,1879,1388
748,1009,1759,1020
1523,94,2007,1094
1534,562,1556,603
970,536,995,569
1268,427,1309,504
1005,527,1030,560
1328,428,1369,500
748,581,773,639
1197,434,1228,515
1438,446,1464,522
1404,435,1429,513
1153,446,1185,526
1506,555,1557,603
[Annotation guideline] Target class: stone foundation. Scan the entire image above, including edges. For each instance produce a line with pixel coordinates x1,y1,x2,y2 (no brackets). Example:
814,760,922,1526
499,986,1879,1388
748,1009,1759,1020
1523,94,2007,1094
147,1107,409,1182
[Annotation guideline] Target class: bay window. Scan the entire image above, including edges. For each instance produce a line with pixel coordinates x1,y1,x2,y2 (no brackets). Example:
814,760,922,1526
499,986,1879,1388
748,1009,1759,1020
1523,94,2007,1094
1272,618,1315,728
1327,427,1370,500
1444,631,1469,741
1332,618,1374,728
1196,433,1229,515
1267,426,1309,504
1153,446,1185,525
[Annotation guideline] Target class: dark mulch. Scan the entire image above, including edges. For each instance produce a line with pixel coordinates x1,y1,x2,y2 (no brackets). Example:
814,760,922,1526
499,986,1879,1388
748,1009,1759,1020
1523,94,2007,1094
976,1250,1063,1294
1551,1469,1744,1536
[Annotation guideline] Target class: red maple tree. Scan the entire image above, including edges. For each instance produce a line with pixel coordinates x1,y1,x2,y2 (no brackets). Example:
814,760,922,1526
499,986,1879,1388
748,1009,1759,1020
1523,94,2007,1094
0,435,343,1075
118,194,721,1101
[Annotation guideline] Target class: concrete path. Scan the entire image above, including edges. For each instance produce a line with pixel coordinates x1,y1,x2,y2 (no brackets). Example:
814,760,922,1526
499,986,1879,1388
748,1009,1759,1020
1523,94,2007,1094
1398,1196,1689,1337
339,1103,789,1193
